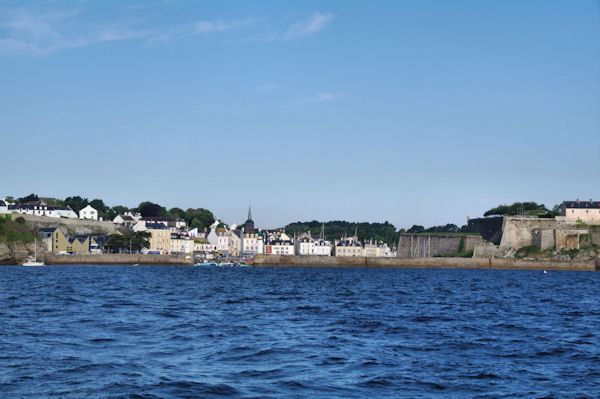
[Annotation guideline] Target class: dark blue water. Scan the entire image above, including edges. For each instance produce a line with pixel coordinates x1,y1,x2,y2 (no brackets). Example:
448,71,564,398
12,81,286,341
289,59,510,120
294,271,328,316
1,266,599,398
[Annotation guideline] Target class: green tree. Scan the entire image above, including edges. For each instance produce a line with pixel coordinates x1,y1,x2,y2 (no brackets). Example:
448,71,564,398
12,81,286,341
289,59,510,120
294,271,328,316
64,196,89,214
89,199,109,215
168,207,186,219
184,208,215,230
407,225,425,234
17,193,39,203
138,202,167,217
484,202,548,217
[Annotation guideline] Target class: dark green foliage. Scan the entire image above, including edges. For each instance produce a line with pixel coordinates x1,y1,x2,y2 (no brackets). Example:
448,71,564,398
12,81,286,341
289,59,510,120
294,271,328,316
15,217,25,224
106,231,151,253
16,193,39,203
484,202,548,217
0,215,35,243
284,220,400,248
424,223,467,233
138,202,167,217
407,225,425,234
105,205,130,221
89,199,109,218
457,237,465,253
185,208,215,230
168,207,186,219
515,245,542,258
64,196,89,214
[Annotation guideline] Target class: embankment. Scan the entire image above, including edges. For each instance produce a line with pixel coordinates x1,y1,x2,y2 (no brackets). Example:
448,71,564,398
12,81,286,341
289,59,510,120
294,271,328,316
44,253,193,266
254,255,597,271
17,214,118,236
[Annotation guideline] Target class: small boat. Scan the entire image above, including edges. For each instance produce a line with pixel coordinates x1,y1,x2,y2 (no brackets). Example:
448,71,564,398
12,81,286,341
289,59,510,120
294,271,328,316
22,238,44,267
194,261,216,267
220,261,235,267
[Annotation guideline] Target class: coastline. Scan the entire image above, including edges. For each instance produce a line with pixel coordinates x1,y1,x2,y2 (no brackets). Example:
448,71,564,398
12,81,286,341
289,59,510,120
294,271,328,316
253,255,598,272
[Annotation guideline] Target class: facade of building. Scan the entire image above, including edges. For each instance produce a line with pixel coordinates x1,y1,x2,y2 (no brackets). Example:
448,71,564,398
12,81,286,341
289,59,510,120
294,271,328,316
9,202,78,218
335,236,363,257
141,217,187,231
562,200,600,223
362,239,389,257
113,214,137,228
0,200,8,214
171,233,193,254
146,223,172,253
79,205,98,220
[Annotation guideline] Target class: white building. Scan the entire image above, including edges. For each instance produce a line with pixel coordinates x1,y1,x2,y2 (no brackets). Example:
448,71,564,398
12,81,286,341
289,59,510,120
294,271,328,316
242,229,264,257
0,199,8,214
113,214,137,228
312,238,333,256
9,202,78,218
79,205,98,220
295,226,332,256
335,236,363,257
207,221,231,254
562,200,600,223
171,233,194,254
362,239,390,257
265,240,295,255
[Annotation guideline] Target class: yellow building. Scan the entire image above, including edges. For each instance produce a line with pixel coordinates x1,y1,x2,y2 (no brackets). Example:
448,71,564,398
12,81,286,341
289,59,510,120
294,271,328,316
147,223,172,253
38,228,96,254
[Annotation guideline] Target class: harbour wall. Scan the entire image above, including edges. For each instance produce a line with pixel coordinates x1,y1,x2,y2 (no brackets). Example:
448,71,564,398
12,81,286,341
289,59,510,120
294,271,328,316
254,255,597,271
44,253,193,266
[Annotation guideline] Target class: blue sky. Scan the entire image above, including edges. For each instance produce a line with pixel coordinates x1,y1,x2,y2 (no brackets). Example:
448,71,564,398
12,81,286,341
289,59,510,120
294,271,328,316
1,0,599,229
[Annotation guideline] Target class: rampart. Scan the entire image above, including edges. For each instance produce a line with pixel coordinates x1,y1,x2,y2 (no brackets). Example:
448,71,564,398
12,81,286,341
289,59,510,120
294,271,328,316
254,255,596,271
499,216,598,249
44,253,193,266
397,234,482,258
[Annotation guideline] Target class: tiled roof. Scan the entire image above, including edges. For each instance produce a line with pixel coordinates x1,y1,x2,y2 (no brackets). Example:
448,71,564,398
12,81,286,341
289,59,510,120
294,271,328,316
146,223,169,230
563,200,600,209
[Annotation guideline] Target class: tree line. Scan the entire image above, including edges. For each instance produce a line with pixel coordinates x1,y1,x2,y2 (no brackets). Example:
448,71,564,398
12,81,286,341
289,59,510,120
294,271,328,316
8,194,215,230
284,220,400,248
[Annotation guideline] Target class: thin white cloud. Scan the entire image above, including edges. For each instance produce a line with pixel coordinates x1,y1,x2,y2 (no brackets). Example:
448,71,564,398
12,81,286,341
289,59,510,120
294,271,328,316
258,82,281,92
295,92,347,104
0,5,332,56
282,12,333,40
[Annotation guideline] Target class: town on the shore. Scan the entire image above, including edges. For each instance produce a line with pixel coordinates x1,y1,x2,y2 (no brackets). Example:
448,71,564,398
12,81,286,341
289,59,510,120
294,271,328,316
1,197,599,263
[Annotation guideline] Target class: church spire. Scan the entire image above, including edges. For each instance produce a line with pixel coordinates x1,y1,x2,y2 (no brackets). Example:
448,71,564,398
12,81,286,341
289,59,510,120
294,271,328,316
248,204,252,221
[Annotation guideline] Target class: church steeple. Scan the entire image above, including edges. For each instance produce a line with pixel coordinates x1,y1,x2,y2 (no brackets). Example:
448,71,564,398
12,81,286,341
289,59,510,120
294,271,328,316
244,204,255,231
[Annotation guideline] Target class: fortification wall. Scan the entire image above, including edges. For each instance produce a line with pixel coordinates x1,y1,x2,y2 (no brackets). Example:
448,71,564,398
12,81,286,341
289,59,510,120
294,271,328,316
500,216,591,249
254,255,595,271
15,213,118,236
466,217,503,244
397,234,482,258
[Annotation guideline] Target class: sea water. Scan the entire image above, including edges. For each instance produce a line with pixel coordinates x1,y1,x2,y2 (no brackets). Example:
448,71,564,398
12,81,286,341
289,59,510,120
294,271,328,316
1,266,599,398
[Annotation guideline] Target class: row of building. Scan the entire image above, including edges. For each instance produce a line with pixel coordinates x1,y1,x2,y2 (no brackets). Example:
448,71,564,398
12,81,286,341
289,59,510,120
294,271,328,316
0,200,100,220
115,207,397,258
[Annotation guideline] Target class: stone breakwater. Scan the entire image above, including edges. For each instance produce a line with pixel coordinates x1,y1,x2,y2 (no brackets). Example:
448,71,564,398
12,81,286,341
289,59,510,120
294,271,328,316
44,253,193,266
254,255,598,272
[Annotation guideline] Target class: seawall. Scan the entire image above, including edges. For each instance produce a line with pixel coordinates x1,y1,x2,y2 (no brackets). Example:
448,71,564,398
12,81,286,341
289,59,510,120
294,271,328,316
254,255,597,271
44,253,193,266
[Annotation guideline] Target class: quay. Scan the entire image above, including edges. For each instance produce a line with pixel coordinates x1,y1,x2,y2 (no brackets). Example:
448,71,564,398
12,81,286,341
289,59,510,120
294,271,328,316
253,255,597,272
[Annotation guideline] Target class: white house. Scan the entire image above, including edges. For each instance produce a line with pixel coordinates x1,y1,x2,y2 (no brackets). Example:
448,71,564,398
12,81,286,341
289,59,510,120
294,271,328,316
113,214,136,228
0,199,8,214
79,205,98,220
9,202,78,218
335,236,363,257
